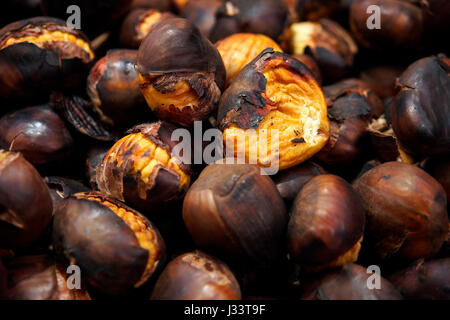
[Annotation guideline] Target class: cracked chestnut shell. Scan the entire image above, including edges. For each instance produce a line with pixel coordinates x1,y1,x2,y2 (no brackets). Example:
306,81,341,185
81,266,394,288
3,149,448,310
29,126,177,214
120,9,175,48
218,49,329,171
0,150,53,249
4,255,90,300
209,0,289,42
288,175,365,271
288,19,357,82
180,0,223,38
96,121,192,213
216,33,283,87
52,192,165,296
353,162,449,260
183,163,287,266
0,17,94,105
87,49,150,128
301,264,402,300
45,177,90,214
151,251,241,300
137,17,226,127
350,0,423,49
391,55,450,158
0,105,74,166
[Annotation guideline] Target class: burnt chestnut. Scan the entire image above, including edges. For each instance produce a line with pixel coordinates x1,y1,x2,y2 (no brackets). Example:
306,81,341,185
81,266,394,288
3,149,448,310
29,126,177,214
151,251,241,300
389,258,450,300
350,0,423,49
45,177,90,213
209,0,289,42
353,162,449,260
180,0,223,38
288,19,358,82
425,157,450,206
5,255,90,300
120,9,175,49
137,17,226,127
288,175,365,271
301,264,402,300
216,33,283,87
293,54,322,85
96,122,192,213
87,49,151,128
218,49,330,171
183,163,288,266
360,65,403,99
391,55,450,158
52,192,165,296
0,105,74,166
272,161,325,202
0,17,94,105
0,150,53,249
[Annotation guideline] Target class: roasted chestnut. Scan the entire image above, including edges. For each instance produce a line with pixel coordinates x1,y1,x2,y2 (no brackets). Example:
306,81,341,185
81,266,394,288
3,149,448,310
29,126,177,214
0,105,74,166
180,0,223,38
287,19,358,82
389,258,450,300
288,175,365,271
85,142,112,189
87,49,151,128
350,0,423,49
272,161,325,202
0,150,53,249
53,192,165,296
119,9,175,49
301,264,402,300
4,255,90,300
96,122,192,213
183,163,288,266
360,65,404,99
45,177,90,213
353,162,449,260
293,54,322,85
209,0,289,42
137,17,226,127
218,49,329,171
0,17,94,105
390,55,450,158
215,33,283,86
151,251,241,300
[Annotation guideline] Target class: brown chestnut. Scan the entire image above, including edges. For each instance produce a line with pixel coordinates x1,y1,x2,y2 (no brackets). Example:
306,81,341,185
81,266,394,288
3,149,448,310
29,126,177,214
180,0,223,38
183,163,288,266
288,175,365,271
52,192,165,296
353,162,449,260
0,17,94,105
85,142,113,189
301,264,402,300
389,258,450,300
293,54,323,85
0,150,53,249
218,49,330,171
360,65,404,99
390,55,450,158
96,122,192,213
0,105,74,166
45,176,90,214
151,251,241,300
137,17,226,127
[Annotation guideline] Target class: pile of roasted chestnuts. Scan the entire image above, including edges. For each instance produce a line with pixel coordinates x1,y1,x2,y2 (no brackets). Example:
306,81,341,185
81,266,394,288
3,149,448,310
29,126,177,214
0,0,449,301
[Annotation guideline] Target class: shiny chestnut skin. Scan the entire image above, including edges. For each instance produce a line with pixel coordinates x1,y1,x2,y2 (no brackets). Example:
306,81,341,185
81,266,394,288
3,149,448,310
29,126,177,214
87,49,151,128
0,150,53,249
218,49,330,171
389,258,450,300
183,163,288,266
4,255,90,300
120,9,175,49
353,162,449,260
0,105,74,166
0,17,94,105
151,251,241,300
301,264,402,300
350,0,423,49
209,0,289,42
137,18,226,127
391,55,450,158
96,122,192,213
180,0,223,38
288,175,365,271
288,19,358,82
53,192,165,296
272,161,325,202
